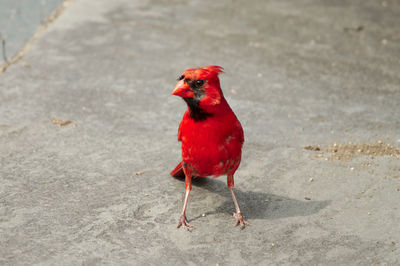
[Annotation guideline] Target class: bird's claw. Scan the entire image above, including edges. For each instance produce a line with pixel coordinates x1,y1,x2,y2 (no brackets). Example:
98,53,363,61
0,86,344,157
177,214,193,231
233,212,249,230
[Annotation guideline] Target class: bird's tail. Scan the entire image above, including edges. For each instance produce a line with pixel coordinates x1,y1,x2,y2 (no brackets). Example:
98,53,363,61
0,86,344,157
170,161,185,178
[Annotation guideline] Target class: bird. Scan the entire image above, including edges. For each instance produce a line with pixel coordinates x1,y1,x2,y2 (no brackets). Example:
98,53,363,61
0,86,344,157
170,65,249,230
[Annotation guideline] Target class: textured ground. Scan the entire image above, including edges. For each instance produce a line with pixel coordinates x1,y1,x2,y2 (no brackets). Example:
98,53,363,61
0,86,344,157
0,0,64,65
1,0,399,265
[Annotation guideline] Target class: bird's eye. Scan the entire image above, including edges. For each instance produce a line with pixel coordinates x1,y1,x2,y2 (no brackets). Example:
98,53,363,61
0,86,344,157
195,80,204,86
177,75,184,81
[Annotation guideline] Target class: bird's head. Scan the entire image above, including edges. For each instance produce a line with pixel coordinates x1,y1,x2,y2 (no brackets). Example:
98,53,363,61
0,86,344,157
172,66,225,117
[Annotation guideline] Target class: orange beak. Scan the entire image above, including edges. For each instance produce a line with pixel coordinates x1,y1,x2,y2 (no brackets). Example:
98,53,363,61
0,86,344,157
172,80,193,98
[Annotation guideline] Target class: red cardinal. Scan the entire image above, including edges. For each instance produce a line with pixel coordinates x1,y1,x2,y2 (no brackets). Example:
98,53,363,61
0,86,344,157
171,66,249,230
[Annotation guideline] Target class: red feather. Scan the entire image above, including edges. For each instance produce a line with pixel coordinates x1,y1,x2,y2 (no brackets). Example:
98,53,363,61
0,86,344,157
170,161,185,178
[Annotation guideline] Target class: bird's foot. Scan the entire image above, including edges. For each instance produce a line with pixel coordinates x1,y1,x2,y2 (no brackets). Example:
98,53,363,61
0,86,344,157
177,214,193,231
233,212,249,230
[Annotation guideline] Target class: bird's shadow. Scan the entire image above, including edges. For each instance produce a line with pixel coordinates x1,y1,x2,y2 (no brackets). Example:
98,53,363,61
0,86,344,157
175,177,330,222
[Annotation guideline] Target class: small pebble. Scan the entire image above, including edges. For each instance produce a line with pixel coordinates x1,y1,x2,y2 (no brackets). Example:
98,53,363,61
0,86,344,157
309,178,314,182
271,243,275,247
350,167,354,171
202,213,206,217
231,89,237,94
368,212,371,216
305,197,311,200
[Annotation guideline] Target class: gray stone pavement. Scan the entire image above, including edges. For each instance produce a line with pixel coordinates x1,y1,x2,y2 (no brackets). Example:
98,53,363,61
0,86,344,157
1,0,400,265
0,0,64,64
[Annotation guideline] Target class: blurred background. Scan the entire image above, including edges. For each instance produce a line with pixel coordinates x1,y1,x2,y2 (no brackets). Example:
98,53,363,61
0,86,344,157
0,0,63,64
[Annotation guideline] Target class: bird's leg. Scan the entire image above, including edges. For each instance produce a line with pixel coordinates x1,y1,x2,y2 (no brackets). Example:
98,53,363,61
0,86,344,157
177,167,193,231
227,174,249,229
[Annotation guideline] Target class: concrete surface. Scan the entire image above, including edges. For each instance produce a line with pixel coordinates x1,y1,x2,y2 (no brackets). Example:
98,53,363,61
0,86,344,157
1,0,400,265
0,0,64,64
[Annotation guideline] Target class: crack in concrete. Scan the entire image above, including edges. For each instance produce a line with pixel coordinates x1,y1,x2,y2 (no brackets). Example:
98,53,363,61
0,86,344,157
0,0,73,74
